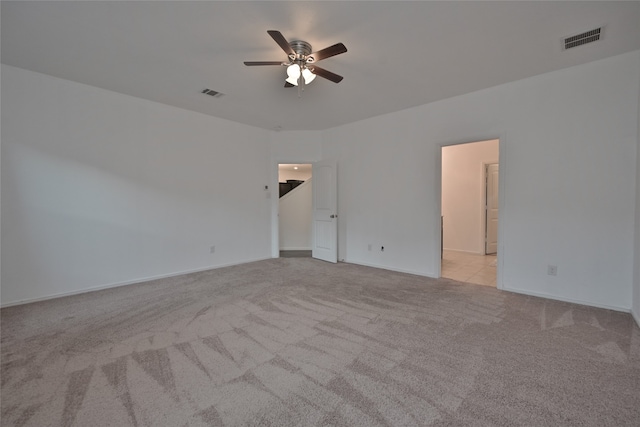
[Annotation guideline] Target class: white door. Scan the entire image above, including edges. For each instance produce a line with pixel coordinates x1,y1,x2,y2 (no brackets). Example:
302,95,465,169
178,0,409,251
312,159,337,263
485,163,499,254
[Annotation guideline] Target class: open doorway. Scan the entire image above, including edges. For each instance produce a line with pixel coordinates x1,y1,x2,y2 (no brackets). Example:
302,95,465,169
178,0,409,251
441,139,499,287
278,164,312,258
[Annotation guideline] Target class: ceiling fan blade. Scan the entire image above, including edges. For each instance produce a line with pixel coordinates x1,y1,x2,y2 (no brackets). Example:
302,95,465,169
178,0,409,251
310,66,344,83
244,61,284,66
309,43,347,62
267,30,294,56
284,82,295,88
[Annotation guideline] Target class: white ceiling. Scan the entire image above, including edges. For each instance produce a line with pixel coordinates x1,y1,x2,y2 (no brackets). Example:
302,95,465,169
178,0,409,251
2,1,639,131
279,163,312,174
280,163,312,171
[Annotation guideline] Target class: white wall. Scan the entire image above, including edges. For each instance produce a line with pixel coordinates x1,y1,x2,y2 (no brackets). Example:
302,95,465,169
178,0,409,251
633,63,640,326
270,131,323,163
323,50,640,312
278,179,312,250
1,65,272,305
3,52,639,314
442,139,499,254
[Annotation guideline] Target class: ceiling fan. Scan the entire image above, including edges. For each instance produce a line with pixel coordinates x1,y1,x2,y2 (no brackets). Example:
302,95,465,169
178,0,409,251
244,30,347,93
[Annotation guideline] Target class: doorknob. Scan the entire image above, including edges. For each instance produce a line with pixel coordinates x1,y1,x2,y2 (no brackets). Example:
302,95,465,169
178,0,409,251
330,214,337,218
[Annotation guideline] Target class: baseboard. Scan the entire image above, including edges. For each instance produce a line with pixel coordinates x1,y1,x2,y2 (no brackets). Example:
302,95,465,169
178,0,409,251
0,257,271,308
280,247,312,251
443,248,485,255
502,286,631,313
345,259,632,315
632,308,640,329
343,259,437,279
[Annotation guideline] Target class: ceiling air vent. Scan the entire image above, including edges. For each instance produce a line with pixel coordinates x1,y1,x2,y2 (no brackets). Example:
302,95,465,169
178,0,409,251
201,88,224,98
564,27,601,50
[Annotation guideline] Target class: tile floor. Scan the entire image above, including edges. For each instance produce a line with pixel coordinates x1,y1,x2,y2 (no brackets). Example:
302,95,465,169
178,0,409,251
441,249,497,287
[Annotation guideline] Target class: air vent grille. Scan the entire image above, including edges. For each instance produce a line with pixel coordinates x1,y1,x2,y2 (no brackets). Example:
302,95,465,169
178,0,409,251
564,28,601,50
201,88,224,98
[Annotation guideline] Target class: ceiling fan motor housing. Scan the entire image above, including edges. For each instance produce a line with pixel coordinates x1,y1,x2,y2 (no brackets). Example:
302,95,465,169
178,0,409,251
289,40,313,62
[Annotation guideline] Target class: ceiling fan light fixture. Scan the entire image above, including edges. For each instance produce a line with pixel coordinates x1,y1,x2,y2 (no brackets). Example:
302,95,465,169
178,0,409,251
286,64,300,78
286,64,301,85
285,64,316,86
302,68,316,84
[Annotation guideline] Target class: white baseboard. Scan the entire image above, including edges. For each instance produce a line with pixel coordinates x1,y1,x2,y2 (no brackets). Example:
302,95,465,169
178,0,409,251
0,257,271,308
343,259,436,279
280,247,312,251
345,259,632,315
632,308,640,329
502,286,631,313
443,248,486,255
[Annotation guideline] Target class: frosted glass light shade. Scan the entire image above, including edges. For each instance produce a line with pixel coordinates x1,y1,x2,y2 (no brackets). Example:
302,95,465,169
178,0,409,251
285,64,316,86
302,68,316,84
286,64,301,85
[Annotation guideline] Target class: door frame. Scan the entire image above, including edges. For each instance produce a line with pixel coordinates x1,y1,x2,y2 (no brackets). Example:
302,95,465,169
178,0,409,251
483,162,499,255
436,136,506,290
270,158,317,258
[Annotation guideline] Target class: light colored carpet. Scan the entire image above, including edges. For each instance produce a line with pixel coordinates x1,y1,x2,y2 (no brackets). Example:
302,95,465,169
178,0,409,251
1,258,639,426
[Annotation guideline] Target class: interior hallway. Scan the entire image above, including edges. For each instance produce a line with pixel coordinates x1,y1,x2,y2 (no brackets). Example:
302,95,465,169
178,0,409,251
442,250,497,287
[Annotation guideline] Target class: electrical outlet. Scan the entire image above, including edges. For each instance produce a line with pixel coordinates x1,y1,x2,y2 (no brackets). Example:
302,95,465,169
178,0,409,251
368,244,372,251
210,245,216,254
547,265,557,276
